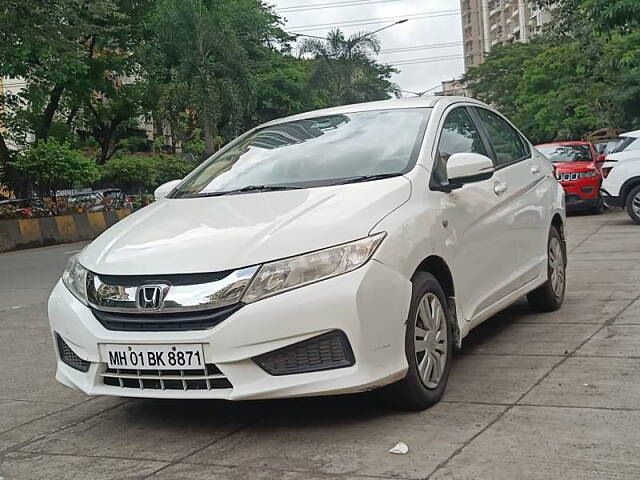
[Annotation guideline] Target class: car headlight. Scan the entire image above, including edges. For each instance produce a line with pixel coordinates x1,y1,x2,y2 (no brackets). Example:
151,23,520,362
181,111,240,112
62,255,89,305
242,232,386,303
579,170,596,178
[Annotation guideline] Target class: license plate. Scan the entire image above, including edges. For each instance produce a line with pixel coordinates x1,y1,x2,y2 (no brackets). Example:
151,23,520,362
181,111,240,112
101,344,205,370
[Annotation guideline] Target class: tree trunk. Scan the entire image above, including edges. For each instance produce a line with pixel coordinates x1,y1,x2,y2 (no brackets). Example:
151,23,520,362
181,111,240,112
96,121,123,164
36,84,65,140
0,130,10,167
202,117,216,157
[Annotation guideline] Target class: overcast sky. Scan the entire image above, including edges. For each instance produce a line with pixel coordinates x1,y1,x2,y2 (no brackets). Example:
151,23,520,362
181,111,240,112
269,0,465,95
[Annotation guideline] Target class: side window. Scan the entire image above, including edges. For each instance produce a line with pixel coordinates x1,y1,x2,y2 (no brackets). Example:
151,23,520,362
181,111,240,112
433,107,488,185
437,108,488,162
475,108,529,167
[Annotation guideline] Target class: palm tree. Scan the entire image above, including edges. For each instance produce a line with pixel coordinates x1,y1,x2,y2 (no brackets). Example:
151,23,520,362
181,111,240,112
299,29,397,105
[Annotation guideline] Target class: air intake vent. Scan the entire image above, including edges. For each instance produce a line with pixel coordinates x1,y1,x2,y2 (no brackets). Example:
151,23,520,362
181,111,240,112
56,334,90,372
254,330,355,376
101,364,232,390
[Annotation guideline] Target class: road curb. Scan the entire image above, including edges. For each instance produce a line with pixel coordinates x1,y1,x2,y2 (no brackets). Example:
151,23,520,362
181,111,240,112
0,209,132,253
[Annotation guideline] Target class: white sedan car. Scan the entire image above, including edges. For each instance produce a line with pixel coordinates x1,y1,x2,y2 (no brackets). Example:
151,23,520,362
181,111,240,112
49,96,566,410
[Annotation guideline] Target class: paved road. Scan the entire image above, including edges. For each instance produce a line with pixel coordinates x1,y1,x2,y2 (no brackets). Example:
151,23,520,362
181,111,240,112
1,210,639,480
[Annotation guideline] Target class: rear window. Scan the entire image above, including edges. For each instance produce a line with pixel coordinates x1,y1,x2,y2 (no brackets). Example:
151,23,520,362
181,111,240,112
537,145,592,162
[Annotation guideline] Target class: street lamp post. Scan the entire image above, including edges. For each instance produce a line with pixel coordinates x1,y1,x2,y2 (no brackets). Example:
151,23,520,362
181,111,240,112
291,19,409,41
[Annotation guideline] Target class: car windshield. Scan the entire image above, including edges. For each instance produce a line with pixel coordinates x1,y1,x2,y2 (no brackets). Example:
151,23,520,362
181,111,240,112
171,108,430,198
610,137,639,154
537,145,592,163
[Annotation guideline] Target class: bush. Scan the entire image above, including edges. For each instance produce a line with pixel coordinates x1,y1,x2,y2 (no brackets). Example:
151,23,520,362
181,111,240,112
155,156,195,186
100,155,157,193
100,155,195,193
11,140,99,199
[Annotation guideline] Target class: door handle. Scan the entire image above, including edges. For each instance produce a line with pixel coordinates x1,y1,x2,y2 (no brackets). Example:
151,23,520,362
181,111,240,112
494,181,508,196
531,165,540,175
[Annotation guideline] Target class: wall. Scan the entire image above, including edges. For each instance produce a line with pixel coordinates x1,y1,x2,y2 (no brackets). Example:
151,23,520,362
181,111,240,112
0,209,132,253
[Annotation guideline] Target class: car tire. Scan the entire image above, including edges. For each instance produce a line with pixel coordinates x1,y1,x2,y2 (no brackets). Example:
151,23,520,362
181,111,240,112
625,185,640,225
591,195,604,215
527,225,566,312
381,272,453,411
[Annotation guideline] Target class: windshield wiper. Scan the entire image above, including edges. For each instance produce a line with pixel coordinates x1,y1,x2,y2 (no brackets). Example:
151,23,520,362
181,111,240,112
329,173,401,186
195,185,304,197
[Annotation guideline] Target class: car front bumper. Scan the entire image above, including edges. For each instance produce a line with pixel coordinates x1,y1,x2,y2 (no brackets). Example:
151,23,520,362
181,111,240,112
48,260,411,400
600,189,623,208
559,179,601,210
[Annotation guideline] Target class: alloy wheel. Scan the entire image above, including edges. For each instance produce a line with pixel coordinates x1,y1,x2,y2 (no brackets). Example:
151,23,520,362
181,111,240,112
414,292,448,389
632,192,640,218
548,236,565,299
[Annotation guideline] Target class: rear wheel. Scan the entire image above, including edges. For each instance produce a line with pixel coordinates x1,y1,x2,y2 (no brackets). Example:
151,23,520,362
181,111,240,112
381,272,453,410
527,226,566,312
625,185,640,225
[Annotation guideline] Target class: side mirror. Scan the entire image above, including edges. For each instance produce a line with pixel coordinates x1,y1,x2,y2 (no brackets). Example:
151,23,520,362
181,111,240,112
154,179,182,200
446,152,495,189
597,154,606,163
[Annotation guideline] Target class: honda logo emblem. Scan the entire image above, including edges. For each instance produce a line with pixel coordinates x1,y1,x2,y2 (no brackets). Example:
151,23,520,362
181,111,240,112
135,284,170,311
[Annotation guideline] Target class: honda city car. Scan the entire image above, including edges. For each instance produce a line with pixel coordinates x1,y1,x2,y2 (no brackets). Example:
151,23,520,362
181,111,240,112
49,97,566,410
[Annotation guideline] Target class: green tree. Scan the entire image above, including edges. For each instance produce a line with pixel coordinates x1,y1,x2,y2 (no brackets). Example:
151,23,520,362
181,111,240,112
148,0,287,156
463,41,547,120
0,0,154,166
514,41,615,143
11,140,99,199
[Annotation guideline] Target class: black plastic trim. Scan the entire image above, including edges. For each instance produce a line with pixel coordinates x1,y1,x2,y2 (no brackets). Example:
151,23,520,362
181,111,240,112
254,330,355,376
91,303,242,331
56,334,90,372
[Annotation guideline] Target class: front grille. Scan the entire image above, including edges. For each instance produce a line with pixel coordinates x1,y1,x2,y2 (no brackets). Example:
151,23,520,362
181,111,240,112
91,304,241,332
101,363,232,390
56,334,90,372
557,172,579,182
254,330,355,376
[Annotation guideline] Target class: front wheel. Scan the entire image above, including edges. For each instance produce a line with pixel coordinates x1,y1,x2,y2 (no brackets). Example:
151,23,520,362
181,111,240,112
591,195,604,215
381,272,453,410
527,225,566,312
625,185,640,225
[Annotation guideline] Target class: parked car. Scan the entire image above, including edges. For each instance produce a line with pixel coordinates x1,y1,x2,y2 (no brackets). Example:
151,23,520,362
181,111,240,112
536,141,605,214
0,197,47,218
68,189,124,212
601,130,640,223
49,97,566,410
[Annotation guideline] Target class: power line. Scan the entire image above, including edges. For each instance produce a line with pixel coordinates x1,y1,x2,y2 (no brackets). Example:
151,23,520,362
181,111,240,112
288,9,460,32
381,41,463,54
389,54,464,66
277,0,400,13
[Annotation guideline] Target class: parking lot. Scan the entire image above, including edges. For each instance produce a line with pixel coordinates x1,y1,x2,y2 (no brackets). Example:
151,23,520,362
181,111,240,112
1,209,639,480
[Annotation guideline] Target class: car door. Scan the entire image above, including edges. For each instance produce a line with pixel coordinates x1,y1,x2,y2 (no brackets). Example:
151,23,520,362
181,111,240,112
471,107,547,288
433,105,518,322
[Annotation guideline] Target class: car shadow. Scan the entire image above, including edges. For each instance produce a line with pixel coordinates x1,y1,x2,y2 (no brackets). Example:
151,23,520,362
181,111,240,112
118,299,534,427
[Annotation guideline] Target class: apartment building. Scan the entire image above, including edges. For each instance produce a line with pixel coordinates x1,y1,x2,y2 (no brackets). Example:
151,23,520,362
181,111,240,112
460,0,552,70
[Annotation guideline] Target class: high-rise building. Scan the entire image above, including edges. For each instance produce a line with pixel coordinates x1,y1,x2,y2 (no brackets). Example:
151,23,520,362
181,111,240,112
460,0,552,71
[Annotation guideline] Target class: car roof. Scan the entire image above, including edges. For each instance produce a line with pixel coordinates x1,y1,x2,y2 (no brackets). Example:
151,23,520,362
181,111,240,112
621,129,640,139
536,141,591,147
261,96,487,127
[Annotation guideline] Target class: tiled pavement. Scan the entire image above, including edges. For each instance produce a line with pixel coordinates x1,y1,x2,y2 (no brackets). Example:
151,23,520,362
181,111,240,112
1,209,639,479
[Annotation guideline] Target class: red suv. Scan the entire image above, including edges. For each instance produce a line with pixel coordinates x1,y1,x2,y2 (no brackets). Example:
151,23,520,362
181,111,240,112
536,141,604,214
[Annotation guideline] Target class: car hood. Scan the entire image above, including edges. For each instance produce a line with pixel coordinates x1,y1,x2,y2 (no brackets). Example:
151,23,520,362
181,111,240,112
553,161,594,172
79,177,411,275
